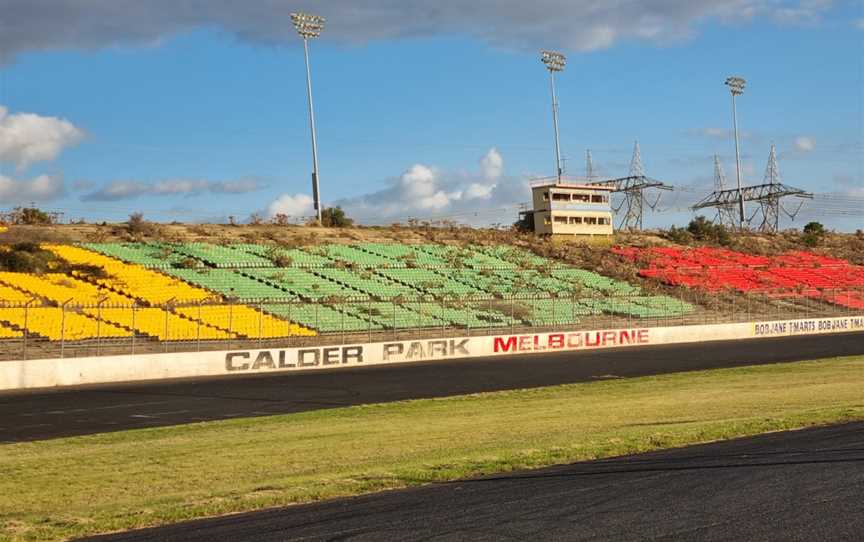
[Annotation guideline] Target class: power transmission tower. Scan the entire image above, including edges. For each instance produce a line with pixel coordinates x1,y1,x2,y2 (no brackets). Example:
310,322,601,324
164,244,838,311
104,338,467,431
759,143,781,232
712,155,737,228
621,141,645,230
587,141,672,231
693,144,812,230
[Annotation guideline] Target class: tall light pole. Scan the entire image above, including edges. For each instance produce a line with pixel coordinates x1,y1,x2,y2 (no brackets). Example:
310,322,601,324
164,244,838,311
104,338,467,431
541,50,566,182
291,12,325,225
725,76,746,229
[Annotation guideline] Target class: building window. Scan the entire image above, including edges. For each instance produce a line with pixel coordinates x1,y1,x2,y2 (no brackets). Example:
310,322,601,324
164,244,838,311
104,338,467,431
599,217,611,225
586,217,598,225
569,216,583,224
542,191,549,201
544,217,551,225
591,195,604,203
553,216,568,224
573,194,590,202
552,193,570,201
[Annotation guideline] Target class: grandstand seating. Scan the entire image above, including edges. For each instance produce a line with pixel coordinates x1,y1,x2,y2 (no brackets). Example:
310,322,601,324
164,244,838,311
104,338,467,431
169,243,273,268
0,272,133,306
239,245,335,268
174,305,314,338
87,307,233,341
165,268,296,302
311,268,417,299
0,284,34,304
615,246,864,310
83,243,189,269
45,245,212,304
244,268,364,300
264,303,380,332
0,242,699,342
0,307,131,340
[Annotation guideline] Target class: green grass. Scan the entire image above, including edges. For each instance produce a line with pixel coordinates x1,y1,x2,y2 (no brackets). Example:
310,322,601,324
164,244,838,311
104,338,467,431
2,355,864,541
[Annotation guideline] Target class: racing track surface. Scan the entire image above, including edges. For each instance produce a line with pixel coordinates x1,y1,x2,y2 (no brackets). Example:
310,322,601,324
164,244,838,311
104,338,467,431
84,421,864,541
1,331,863,443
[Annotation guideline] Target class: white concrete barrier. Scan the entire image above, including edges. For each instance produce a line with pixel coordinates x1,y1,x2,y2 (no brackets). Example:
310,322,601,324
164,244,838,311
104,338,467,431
1,314,863,391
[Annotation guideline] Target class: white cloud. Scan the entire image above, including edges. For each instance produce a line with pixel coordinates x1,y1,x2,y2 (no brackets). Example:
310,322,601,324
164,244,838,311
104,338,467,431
0,105,84,170
267,193,314,218
793,136,815,152
0,174,66,203
0,1,838,63
480,148,503,181
82,177,264,201
771,0,833,25
331,148,531,224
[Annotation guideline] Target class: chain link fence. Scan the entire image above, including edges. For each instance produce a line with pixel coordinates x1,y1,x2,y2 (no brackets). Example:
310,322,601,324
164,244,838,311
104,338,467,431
0,286,862,361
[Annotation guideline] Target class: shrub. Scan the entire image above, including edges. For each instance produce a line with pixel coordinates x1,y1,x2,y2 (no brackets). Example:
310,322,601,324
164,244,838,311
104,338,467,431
272,254,293,268
175,257,199,269
683,216,731,245
320,207,353,228
513,212,534,232
802,221,826,247
665,226,692,244
126,213,156,237
9,207,53,225
271,213,290,226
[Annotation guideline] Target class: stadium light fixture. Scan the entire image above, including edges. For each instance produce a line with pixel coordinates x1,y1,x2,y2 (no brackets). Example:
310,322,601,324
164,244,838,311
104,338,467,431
291,12,326,225
541,50,566,182
725,75,747,229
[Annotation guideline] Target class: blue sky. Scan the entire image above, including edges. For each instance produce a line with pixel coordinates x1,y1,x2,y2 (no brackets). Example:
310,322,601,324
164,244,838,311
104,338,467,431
0,0,861,230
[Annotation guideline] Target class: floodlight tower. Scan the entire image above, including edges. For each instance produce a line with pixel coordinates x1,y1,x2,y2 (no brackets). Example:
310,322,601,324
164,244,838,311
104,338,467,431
541,50,566,182
725,76,747,229
291,12,325,224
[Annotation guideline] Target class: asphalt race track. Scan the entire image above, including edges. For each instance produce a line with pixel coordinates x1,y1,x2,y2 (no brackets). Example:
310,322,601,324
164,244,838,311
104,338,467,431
1,332,863,443
83,421,864,541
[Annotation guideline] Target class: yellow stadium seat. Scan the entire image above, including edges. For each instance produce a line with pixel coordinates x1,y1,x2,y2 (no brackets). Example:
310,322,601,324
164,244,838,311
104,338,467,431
0,284,32,304
0,323,23,338
44,245,213,304
175,305,316,339
87,307,235,341
0,307,132,340
0,272,132,306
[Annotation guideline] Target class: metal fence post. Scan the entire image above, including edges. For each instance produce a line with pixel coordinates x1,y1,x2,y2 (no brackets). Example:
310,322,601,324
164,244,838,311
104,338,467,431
23,298,34,361
164,299,173,353
131,303,137,355
228,302,234,339
60,300,69,359
96,298,104,356
258,302,264,348
197,301,202,352
341,302,346,345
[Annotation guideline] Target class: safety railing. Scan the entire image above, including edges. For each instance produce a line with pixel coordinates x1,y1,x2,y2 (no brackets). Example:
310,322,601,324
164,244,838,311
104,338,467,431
0,285,862,361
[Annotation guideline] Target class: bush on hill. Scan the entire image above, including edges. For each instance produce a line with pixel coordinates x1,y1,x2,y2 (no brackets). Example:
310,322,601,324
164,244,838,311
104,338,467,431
684,216,731,245
802,221,826,247
7,206,54,225
320,207,353,228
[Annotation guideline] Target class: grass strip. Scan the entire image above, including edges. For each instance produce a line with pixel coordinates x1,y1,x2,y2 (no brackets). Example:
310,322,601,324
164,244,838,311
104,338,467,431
2,355,863,541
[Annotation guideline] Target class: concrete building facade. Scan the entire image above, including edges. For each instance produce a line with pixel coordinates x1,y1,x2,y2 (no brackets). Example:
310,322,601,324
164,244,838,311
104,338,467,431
530,180,614,237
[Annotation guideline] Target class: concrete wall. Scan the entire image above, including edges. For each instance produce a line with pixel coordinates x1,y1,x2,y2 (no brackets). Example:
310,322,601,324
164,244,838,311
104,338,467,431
2,314,863,391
